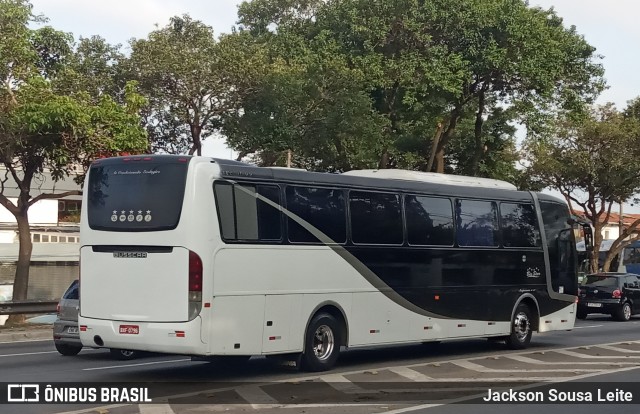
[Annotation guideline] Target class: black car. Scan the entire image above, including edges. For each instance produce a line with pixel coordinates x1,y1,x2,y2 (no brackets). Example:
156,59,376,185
577,273,640,321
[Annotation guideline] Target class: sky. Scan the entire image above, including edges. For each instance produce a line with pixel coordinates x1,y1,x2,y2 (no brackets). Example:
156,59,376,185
28,0,640,211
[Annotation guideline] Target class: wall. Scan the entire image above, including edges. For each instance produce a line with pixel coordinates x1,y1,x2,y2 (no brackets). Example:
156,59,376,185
0,198,59,225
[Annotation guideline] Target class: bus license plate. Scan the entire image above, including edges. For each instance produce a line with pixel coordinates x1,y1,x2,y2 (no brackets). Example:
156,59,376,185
587,303,602,308
119,325,139,334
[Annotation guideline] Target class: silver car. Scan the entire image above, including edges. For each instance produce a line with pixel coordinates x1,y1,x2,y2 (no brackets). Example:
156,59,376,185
53,280,139,360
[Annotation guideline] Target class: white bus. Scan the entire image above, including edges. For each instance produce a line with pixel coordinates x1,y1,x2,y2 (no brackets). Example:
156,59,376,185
78,155,582,371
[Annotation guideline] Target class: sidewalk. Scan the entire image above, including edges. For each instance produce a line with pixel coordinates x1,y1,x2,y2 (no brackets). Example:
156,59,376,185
0,324,52,342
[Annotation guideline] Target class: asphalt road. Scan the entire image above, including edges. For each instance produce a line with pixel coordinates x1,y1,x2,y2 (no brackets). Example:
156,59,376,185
1,316,640,413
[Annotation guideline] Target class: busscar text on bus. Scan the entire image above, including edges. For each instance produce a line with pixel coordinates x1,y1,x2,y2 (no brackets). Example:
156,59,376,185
78,155,590,371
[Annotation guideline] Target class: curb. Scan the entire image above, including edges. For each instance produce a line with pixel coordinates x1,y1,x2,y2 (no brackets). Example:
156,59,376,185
0,326,52,342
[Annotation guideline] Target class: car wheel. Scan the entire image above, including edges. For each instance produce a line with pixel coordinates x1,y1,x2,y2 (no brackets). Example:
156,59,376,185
110,348,138,360
505,303,533,350
576,309,588,320
302,312,341,372
615,302,632,322
55,342,82,356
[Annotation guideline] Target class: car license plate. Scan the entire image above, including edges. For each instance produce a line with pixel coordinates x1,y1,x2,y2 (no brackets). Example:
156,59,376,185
119,325,139,335
587,303,602,308
67,326,78,334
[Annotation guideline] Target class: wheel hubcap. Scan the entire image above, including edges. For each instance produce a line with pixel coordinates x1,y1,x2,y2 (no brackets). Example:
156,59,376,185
624,305,631,320
313,325,335,361
513,312,530,342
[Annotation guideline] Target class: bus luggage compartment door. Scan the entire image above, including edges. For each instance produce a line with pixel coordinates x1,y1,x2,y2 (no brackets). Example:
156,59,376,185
80,246,190,322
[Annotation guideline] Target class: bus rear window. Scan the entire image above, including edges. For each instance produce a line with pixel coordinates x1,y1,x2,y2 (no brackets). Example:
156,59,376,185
87,159,189,231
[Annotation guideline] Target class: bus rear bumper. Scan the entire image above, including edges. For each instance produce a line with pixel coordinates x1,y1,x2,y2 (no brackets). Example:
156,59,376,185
78,316,206,355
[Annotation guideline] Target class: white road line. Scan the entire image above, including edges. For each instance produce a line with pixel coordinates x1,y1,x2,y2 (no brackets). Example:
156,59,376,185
321,373,364,392
83,358,190,370
451,359,604,372
0,348,101,358
597,344,640,353
388,366,434,381
0,338,52,345
555,349,640,359
572,324,604,329
0,350,59,357
505,354,640,366
139,404,175,414
235,385,279,409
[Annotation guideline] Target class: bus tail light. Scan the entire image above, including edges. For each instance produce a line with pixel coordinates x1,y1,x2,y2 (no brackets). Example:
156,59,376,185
188,250,203,320
612,289,622,299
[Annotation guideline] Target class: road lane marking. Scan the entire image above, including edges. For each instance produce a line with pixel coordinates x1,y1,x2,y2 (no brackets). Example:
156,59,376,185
322,373,365,392
597,344,640,353
505,354,640,366
139,403,175,414
235,385,279,409
451,359,605,372
0,338,52,345
388,366,434,381
0,350,59,357
83,358,191,370
555,349,640,359
0,348,101,358
572,324,603,329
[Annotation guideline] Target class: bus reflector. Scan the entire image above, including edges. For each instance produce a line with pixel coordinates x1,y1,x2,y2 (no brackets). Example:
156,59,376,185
188,250,203,320
80,325,87,332
189,251,203,292
175,331,185,338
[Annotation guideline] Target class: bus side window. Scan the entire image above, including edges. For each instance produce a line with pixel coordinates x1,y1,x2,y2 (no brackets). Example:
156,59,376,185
500,203,541,248
455,199,499,247
213,182,282,242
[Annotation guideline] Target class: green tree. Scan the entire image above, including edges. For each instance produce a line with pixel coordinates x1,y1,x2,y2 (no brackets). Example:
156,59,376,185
232,0,604,174
0,0,147,323
129,15,256,155
524,103,640,272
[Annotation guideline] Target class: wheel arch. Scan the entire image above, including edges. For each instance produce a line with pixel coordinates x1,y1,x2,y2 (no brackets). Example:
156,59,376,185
304,301,349,348
512,294,541,331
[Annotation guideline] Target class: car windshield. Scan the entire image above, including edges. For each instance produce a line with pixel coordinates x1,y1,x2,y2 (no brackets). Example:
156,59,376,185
583,275,619,287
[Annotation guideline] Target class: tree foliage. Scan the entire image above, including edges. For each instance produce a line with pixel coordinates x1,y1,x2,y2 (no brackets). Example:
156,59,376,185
223,0,604,173
129,15,256,155
524,103,640,272
0,0,147,318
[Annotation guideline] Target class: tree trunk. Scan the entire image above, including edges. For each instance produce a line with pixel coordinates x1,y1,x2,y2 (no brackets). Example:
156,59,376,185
188,124,202,156
425,122,444,172
6,212,33,325
378,149,389,169
470,91,486,176
433,107,462,173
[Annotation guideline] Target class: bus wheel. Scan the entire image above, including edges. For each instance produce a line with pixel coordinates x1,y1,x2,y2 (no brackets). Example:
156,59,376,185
302,312,341,372
505,303,533,350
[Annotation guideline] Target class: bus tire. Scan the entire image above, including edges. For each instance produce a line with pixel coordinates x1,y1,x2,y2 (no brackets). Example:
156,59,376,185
302,312,341,372
55,343,82,356
505,303,533,350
